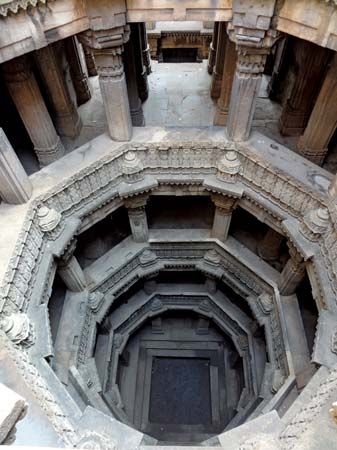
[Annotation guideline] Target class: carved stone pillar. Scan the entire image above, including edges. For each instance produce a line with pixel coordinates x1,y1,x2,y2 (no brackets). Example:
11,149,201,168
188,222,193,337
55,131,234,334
58,241,87,292
125,196,149,243
214,39,236,126
279,244,305,296
207,22,219,75
257,228,284,262
3,55,65,167
227,45,269,141
35,44,82,139
210,22,227,99
140,22,151,75
83,45,98,77
124,34,145,126
80,26,133,141
226,0,279,141
297,53,337,165
64,37,92,106
131,23,149,102
211,194,237,241
0,129,32,204
279,39,330,136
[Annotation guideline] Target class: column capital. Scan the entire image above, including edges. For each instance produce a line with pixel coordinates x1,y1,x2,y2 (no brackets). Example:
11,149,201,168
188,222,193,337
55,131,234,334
59,238,78,267
287,241,305,271
211,194,237,214
79,25,130,51
124,194,149,210
2,54,32,83
228,0,279,49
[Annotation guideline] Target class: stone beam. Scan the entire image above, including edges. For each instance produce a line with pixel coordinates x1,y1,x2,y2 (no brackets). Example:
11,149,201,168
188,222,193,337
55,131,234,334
126,0,233,22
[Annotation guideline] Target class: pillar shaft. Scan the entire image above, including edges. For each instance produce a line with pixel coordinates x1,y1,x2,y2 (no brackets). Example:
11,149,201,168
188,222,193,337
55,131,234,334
126,197,149,243
94,47,133,140
58,255,87,292
139,22,152,75
227,47,268,142
0,129,32,204
211,195,236,241
124,38,145,126
279,246,305,295
210,22,227,99
279,40,330,136
131,23,149,102
65,37,91,106
3,55,65,167
297,53,337,165
207,22,219,75
83,45,98,77
35,44,82,139
257,228,284,262
214,39,236,126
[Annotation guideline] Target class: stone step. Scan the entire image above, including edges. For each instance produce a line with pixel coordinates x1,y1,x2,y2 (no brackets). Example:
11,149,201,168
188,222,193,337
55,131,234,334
77,406,157,450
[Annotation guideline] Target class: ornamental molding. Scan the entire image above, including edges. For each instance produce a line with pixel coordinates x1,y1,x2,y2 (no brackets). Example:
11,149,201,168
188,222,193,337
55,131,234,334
0,0,49,17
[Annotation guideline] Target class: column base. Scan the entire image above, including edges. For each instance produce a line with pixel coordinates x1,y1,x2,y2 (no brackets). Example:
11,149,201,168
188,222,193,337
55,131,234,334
143,46,152,75
55,105,82,139
210,71,222,99
279,105,309,136
35,137,65,167
131,103,145,126
297,138,328,165
213,106,228,126
138,71,149,102
74,75,92,106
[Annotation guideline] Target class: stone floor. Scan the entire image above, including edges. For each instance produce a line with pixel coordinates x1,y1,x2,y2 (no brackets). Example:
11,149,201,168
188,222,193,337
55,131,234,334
22,59,337,174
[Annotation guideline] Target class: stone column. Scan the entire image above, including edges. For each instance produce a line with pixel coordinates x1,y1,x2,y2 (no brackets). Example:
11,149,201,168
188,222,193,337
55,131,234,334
296,53,337,165
83,45,98,77
279,39,330,136
210,22,227,99
80,26,133,141
257,228,284,262
124,36,145,126
279,244,305,296
58,241,87,292
0,129,32,204
3,55,65,167
214,39,236,126
131,23,149,102
64,36,92,106
140,22,152,75
226,45,269,142
125,196,149,243
207,22,219,75
35,44,82,139
211,194,237,241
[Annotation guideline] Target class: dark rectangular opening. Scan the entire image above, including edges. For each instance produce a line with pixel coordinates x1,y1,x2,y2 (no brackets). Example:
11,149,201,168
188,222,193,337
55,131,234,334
161,48,200,63
149,356,212,425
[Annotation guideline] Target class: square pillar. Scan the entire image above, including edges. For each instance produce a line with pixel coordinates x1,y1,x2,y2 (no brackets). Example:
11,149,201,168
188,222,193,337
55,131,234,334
214,39,237,126
211,194,237,241
64,37,92,106
210,22,227,99
279,243,305,296
125,196,149,243
207,22,219,75
58,240,87,292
